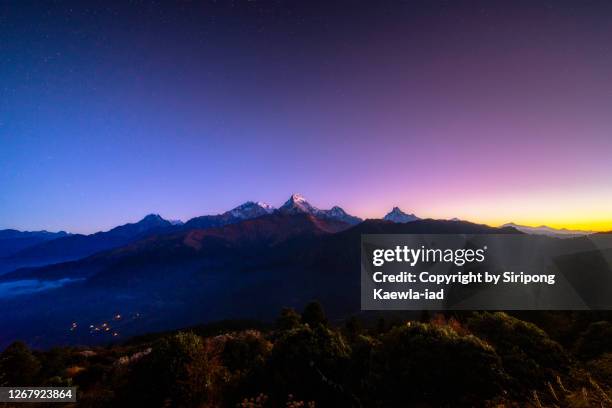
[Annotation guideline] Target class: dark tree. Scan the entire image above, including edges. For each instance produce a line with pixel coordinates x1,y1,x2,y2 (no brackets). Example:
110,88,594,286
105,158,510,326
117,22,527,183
375,317,386,334
276,307,301,331
0,341,41,386
343,316,363,341
301,301,328,327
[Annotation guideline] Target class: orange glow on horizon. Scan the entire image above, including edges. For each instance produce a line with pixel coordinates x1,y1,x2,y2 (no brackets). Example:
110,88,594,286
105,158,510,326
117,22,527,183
353,185,612,233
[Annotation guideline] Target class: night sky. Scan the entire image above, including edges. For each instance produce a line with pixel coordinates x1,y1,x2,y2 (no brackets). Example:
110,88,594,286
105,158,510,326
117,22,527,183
1,1,611,233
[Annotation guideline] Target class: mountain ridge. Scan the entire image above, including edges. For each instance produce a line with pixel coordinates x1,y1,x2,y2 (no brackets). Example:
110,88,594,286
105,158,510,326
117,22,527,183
3,195,601,278
502,222,594,238
2,214,175,271
0,229,71,259
383,207,420,223
278,193,362,225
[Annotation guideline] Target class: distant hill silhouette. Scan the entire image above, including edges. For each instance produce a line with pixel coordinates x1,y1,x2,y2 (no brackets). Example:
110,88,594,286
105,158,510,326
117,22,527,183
2,214,174,271
0,229,70,258
502,222,593,238
0,215,521,348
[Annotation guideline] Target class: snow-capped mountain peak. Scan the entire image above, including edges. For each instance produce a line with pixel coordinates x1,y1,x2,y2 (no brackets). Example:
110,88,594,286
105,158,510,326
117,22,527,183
325,206,362,225
289,193,307,203
383,207,420,223
257,201,275,210
280,193,318,214
278,194,362,225
229,201,275,219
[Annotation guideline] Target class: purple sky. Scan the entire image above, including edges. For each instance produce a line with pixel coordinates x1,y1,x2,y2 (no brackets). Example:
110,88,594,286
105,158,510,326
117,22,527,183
1,1,611,233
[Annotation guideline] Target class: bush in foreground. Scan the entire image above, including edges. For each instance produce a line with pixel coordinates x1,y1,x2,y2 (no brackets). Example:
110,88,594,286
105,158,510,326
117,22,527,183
0,341,41,386
575,321,612,360
370,322,508,406
468,311,570,391
118,332,228,407
264,325,352,406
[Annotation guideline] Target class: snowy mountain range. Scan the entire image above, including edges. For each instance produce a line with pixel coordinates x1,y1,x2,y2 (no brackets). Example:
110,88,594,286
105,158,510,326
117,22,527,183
5,194,598,267
277,194,362,225
183,201,273,229
229,201,275,219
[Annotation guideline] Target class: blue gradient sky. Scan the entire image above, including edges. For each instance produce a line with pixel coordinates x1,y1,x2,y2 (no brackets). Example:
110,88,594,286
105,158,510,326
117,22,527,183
1,1,611,233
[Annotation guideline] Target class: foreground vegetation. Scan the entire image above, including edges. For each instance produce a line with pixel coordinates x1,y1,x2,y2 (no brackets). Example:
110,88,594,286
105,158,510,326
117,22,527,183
1,304,612,407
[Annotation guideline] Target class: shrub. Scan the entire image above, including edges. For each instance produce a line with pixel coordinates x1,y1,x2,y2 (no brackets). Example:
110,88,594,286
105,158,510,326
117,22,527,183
265,325,351,405
276,308,301,331
73,363,108,389
587,352,612,385
222,330,272,374
119,332,228,407
346,334,379,400
38,347,72,381
0,341,41,386
342,316,363,341
77,387,115,408
575,321,612,360
301,301,328,327
371,322,508,406
468,312,570,390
